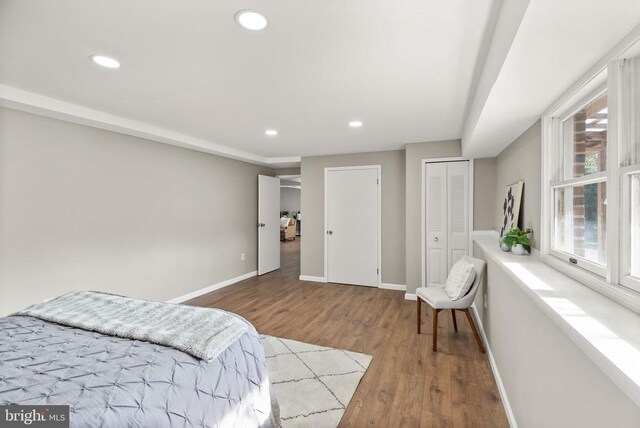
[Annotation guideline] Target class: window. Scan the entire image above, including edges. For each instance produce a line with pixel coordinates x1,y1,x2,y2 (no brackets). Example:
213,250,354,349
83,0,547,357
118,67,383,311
543,57,640,296
630,174,640,279
621,167,640,289
549,92,609,276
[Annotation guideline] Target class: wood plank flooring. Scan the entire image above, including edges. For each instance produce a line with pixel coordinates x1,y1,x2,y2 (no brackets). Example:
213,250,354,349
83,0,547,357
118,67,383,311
188,239,509,427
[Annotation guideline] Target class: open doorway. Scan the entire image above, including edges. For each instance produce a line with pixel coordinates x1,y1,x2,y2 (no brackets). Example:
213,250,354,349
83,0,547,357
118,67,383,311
278,174,301,265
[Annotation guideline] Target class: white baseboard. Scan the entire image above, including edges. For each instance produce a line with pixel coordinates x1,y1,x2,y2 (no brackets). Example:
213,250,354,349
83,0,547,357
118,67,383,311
404,292,417,301
167,271,257,304
470,304,518,428
298,275,327,282
379,283,406,291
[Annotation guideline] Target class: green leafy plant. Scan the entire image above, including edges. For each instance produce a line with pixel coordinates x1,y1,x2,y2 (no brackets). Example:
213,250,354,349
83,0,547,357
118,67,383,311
501,227,533,253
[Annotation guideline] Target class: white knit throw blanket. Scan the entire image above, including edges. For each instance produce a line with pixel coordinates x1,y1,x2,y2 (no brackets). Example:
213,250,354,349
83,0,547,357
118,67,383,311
12,291,247,361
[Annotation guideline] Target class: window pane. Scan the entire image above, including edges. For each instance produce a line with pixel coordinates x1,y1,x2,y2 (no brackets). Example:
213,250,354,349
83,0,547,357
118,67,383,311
554,181,607,265
562,93,607,179
631,174,640,279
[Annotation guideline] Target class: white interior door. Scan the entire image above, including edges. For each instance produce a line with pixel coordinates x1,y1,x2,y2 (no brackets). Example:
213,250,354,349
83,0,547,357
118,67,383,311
447,161,469,269
425,163,448,286
258,175,280,275
326,167,379,287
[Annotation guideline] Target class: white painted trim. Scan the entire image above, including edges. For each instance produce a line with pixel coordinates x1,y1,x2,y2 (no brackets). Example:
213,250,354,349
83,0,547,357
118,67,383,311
379,283,406,291
166,271,257,304
0,85,301,168
421,157,473,288
470,303,518,428
404,293,417,301
324,165,382,287
298,275,327,283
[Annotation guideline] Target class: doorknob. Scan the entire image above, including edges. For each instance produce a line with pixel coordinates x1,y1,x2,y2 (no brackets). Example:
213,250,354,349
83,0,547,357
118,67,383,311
326,230,333,235
434,237,439,242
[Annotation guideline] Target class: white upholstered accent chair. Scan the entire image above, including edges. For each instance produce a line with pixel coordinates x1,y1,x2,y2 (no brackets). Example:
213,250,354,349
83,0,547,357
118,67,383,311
416,256,486,353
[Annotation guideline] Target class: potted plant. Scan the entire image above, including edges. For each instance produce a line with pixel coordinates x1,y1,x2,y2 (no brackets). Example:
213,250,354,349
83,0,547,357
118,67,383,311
501,227,533,255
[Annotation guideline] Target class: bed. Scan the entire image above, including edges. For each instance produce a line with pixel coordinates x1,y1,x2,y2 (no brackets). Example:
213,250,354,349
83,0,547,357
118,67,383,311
0,293,279,427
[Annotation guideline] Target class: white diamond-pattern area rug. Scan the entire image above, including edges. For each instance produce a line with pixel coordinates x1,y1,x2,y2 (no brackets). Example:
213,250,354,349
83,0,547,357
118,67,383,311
260,335,372,428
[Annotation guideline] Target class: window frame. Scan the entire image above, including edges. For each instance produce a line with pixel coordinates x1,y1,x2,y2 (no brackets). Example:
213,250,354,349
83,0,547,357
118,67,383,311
545,85,610,278
541,59,640,312
620,164,640,292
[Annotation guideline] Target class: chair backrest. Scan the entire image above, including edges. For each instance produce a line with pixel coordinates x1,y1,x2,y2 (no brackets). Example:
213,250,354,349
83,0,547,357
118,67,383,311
457,255,487,305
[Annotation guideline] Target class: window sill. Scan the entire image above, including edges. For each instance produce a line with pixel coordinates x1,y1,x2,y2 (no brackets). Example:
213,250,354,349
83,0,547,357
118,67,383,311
473,231,640,408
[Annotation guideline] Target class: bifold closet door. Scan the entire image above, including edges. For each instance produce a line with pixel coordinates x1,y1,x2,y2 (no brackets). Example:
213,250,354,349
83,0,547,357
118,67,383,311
446,161,469,268
426,163,448,286
326,167,379,287
425,161,469,286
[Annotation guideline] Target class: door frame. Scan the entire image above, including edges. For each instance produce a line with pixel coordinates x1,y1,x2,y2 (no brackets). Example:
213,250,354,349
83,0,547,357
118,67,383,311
421,158,474,287
324,165,382,287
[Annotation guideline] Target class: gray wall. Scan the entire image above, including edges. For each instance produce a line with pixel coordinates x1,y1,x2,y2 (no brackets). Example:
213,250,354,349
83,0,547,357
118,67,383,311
0,108,273,315
274,167,301,176
300,150,406,285
280,187,300,214
473,244,640,427
473,158,497,230
494,120,541,246
405,140,462,293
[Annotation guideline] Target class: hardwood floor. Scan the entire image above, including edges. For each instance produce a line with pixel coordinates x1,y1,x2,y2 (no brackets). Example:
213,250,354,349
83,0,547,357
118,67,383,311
188,239,509,427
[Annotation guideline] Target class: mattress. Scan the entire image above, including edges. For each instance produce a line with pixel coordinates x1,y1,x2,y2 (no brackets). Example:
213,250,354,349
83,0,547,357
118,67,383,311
0,315,278,427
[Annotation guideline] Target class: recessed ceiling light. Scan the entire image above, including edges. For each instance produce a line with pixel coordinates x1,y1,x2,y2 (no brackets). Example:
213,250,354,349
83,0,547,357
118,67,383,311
235,10,268,31
265,129,278,136
349,121,363,128
90,54,121,69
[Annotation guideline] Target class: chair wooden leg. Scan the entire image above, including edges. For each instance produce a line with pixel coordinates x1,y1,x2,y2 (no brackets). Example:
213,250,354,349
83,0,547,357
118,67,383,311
463,308,485,353
451,310,458,332
432,309,440,351
416,298,421,334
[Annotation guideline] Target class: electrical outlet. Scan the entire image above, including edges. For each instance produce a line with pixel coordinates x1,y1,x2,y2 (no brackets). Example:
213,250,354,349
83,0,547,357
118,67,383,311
240,253,245,261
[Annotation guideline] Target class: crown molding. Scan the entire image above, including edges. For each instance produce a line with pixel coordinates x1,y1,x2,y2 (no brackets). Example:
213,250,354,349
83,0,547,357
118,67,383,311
0,84,301,168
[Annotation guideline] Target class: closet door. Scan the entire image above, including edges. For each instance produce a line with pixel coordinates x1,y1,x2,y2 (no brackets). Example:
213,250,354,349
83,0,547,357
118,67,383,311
425,163,448,286
425,161,470,286
447,161,469,270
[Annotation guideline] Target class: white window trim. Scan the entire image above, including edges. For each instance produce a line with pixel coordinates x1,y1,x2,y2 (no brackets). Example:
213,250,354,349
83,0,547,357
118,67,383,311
542,59,640,314
545,84,609,277
620,164,640,292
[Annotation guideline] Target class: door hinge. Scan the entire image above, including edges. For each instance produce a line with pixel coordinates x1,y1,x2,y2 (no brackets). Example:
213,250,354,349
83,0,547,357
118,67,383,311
377,268,379,274
376,178,379,185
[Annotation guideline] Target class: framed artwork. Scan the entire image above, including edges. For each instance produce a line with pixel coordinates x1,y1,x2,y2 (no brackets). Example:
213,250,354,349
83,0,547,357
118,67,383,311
500,181,524,237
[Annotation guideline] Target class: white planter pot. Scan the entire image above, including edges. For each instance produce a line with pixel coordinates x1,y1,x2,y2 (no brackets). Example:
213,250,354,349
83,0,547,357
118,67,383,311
511,244,526,255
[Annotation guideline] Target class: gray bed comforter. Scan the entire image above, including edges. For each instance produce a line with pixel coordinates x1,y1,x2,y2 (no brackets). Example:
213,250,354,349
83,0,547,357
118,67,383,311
0,315,278,427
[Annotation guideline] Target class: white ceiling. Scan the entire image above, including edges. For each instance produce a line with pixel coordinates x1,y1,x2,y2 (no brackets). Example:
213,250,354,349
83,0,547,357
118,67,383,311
2,1,640,165
0,0,492,164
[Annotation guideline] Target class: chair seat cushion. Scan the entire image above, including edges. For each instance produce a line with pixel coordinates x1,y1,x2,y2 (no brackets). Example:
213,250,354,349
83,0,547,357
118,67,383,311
416,286,473,310
416,287,452,309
